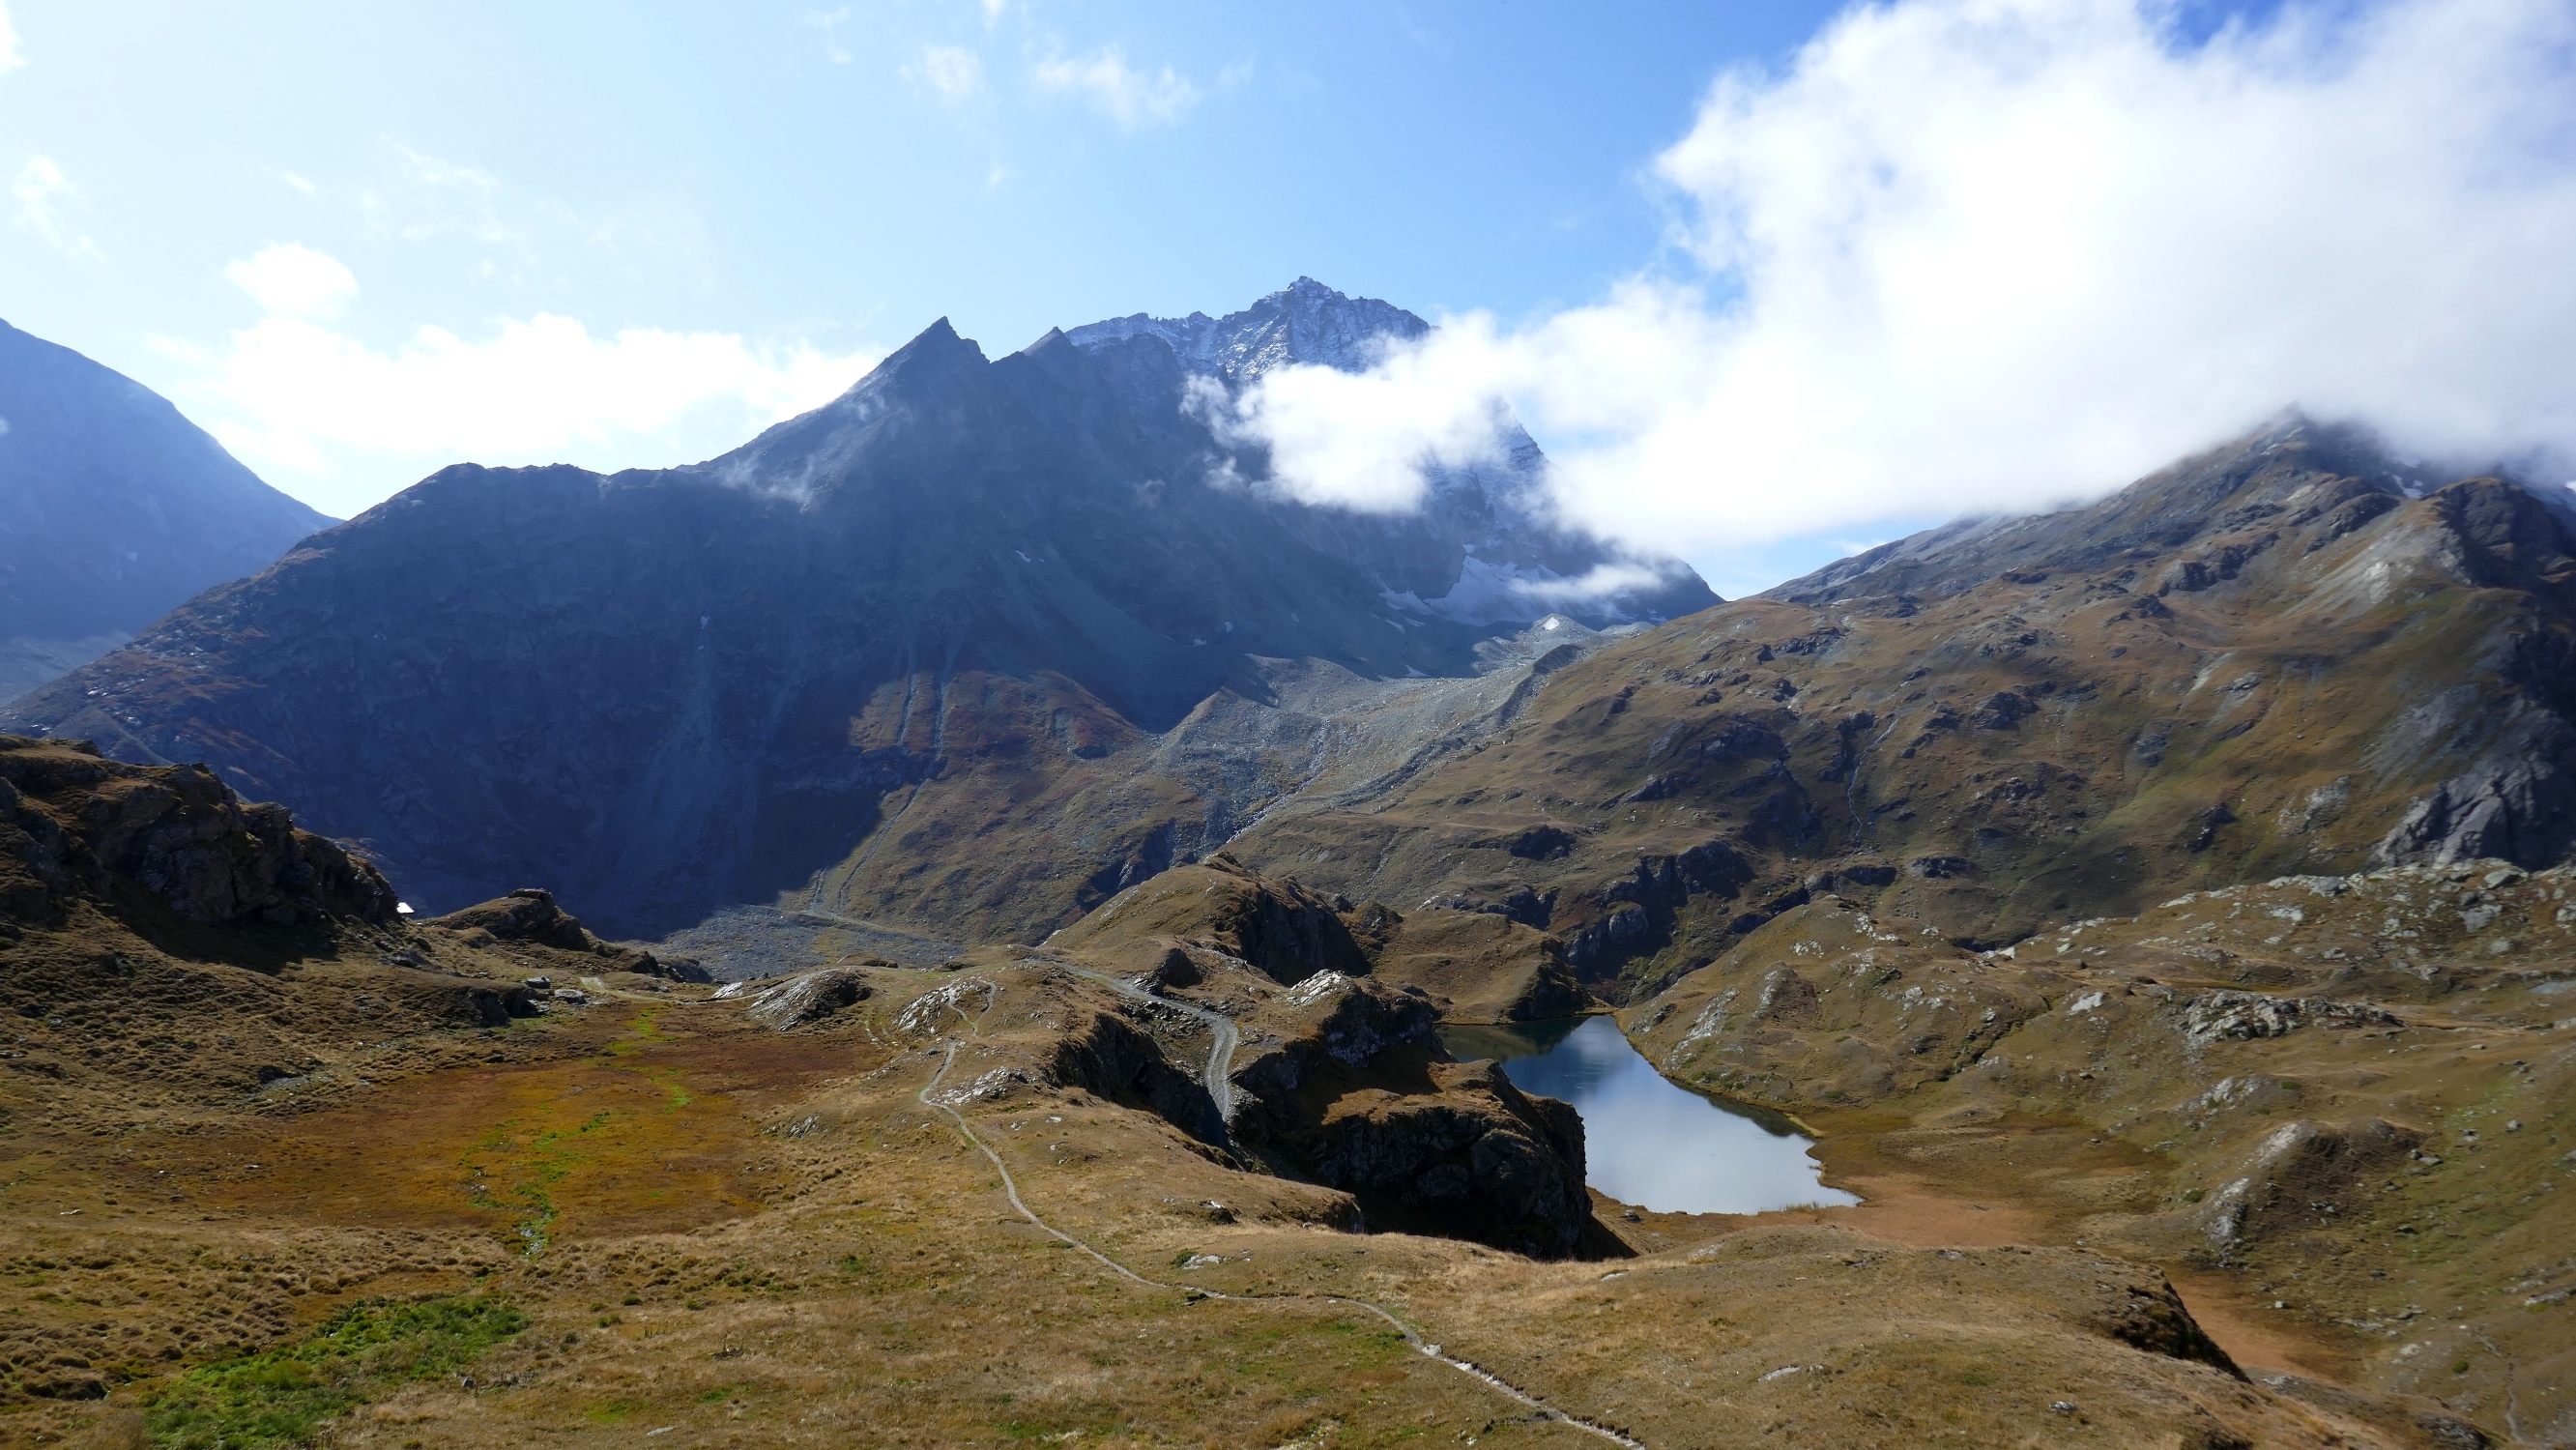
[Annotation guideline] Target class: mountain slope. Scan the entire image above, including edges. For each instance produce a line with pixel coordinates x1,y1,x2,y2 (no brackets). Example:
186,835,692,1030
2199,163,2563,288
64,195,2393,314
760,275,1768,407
3,284,1714,938
0,319,333,701
1229,417,2576,996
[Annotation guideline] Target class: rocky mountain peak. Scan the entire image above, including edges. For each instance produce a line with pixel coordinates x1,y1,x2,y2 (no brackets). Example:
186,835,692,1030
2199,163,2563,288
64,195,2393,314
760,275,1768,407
1063,276,1432,383
0,282,1716,937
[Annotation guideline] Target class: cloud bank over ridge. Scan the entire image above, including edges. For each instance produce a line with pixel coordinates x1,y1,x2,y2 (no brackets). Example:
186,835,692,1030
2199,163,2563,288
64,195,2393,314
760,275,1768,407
164,245,876,518
1202,0,2576,585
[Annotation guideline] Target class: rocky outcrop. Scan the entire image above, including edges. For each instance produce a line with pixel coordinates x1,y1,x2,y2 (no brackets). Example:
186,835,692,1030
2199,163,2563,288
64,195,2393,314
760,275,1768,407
2179,991,2402,1049
1362,906,1590,1023
1301,1059,1598,1259
2080,1273,2243,1376
1221,971,1606,1258
724,966,874,1030
1052,858,1372,987
1045,1005,1228,1146
425,887,671,975
0,734,393,928
1227,975,1440,1136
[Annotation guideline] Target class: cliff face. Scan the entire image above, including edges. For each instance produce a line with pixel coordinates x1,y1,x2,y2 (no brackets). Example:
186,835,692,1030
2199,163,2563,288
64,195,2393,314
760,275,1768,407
0,320,333,702
1230,418,2576,995
3,286,1713,939
0,734,393,930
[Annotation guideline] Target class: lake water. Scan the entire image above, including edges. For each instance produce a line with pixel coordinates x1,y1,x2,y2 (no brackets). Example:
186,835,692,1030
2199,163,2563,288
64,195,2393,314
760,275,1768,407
1439,1015,1861,1216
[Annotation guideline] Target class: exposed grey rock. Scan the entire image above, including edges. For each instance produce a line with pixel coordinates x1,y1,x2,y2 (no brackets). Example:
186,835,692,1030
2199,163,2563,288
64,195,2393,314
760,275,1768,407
2180,991,2401,1049
738,966,874,1030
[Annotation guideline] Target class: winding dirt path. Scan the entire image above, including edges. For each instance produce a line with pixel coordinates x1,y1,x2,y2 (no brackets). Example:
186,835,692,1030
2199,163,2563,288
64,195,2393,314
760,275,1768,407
914,1021,1641,1447
1046,958,1241,1126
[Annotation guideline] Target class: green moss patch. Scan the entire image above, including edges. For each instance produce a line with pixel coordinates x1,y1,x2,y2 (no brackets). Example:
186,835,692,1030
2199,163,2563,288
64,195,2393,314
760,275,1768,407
145,1295,527,1448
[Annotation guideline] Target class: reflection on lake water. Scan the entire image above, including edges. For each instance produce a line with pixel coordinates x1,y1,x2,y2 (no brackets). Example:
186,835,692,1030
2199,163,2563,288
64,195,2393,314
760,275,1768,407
1438,1015,1861,1216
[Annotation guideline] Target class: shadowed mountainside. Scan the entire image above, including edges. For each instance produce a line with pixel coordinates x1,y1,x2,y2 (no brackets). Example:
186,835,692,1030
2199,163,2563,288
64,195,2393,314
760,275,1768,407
2,283,1712,939
0,319,333,702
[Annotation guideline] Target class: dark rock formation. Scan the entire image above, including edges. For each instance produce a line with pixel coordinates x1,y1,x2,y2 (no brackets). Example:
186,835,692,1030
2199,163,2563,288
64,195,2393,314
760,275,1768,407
2080,1273,2243,1377
0,733,392,928
1221,972,1606,1258
2199,1117,2424,1251
429,888,597,951
1300,1058,1599,1260
1045,1003,1228,1146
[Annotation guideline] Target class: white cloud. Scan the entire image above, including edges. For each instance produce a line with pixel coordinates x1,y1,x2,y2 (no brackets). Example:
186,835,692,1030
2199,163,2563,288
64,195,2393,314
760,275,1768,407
1186,339,1516,513
911,44,985,102
169,247,879,517
0,3,23,72
1206,0,2576,579
13,156,98,257
224,243,357,318
1031,46,1200,130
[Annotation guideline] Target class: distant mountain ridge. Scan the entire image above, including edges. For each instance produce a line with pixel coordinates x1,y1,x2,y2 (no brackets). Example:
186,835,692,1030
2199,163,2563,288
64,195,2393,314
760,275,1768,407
1226,416,2576,998
0,319,333,701
4,282,1716,937
1065,276,1432,381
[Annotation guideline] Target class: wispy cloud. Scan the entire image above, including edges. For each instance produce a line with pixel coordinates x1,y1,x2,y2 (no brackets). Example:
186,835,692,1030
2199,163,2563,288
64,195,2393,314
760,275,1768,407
1201,0,2576,575
804,7,854,65
1031,45,1200,130
167,246,880,517
14,156,99,258
0,3,23,72
358,142,523,248
909,44,986,102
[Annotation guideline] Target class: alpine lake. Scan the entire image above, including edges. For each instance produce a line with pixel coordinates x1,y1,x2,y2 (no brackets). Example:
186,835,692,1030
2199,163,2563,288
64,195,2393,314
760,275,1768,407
1437,1014,1859,1216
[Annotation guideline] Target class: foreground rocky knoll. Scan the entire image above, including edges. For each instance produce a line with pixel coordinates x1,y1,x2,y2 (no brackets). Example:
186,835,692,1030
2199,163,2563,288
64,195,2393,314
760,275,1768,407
5,737,2482,1448
1232,419,2576,1007
4,280,1709,942
0,733,689,1110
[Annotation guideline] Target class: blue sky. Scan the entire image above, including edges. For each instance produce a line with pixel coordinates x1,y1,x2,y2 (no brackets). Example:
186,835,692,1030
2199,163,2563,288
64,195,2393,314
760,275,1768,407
0,5,1834,509
5,0,2570,597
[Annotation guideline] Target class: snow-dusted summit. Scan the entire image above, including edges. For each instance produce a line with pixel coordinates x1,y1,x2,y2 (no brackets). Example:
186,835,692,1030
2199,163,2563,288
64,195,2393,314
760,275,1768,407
1066,276,1430,382
1066,278,1709,630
